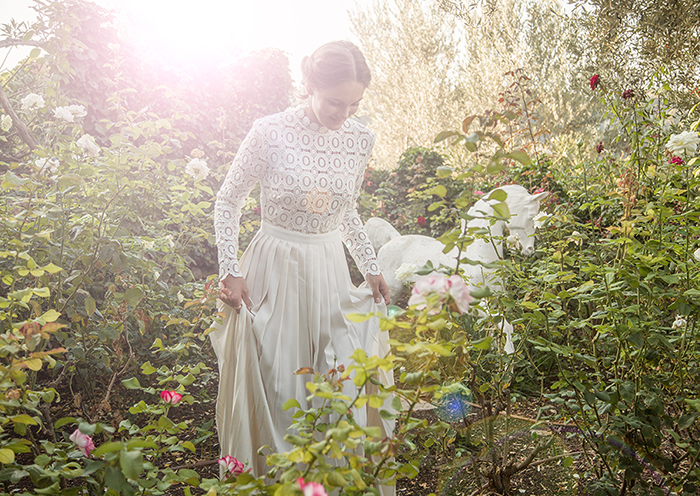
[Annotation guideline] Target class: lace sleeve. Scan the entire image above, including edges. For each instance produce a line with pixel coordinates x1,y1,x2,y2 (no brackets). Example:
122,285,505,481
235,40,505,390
339,136,381,278
215,121,268,278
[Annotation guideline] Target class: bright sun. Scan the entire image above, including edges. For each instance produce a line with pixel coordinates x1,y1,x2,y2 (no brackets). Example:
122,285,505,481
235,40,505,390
104,0,356,75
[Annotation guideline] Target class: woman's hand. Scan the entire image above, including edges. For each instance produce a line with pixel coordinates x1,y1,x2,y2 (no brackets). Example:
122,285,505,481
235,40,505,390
366,273,390,305
219,274,253,314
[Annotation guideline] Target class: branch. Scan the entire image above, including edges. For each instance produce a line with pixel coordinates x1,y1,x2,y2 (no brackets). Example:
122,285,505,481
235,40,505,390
0,38,42,49
0,84,39,150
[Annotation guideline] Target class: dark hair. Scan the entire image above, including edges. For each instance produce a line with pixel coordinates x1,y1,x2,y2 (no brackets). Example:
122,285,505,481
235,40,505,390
301,41,371,93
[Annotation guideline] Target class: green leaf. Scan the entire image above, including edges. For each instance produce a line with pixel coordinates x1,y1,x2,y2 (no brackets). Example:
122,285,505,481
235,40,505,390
469,287,491,299
346,313,372,323
9,414,37,425
121,377,141,390
40,309,61,323
492,202,510,219
488,189,508,202
685,399,700,413
124,287,143,307
471,336,492,350
428,185,447,198
506,150,532,166
92,442,125,457
434,130,461,143
0,449,15,464
55,417,77,429
436,166,454,178
120,450,143,480
85,296,96,316
33,287,50,298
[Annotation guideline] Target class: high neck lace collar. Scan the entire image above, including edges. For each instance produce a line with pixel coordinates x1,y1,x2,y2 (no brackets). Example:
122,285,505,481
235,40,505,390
295,106,333,134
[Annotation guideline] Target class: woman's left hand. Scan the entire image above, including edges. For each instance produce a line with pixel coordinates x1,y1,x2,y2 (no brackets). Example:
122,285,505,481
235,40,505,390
366,273,390,305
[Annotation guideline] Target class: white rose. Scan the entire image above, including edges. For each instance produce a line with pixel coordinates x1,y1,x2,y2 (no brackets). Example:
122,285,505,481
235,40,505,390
76,134,100,157
694,247,700,262
506,233,521,249
666,131,700,156
21,93,45,111
672,316,687,330
533,211,550,229
1,114,11,132
395,263,418,283
67,104,87,119
53,106,74,122
36,157,60,173
185,158,210,181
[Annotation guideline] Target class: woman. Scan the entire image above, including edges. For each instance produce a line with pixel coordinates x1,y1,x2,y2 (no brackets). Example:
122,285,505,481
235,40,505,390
210,40,393,477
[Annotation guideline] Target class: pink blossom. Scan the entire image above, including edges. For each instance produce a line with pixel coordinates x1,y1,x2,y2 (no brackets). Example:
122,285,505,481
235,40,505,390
447,275,473,313
160,390,183,405
218,455,244,475
69,428,95,457
475,190,484,195
298,478,328,496
670,156,684,165
590,74,600,90
408,274,473,314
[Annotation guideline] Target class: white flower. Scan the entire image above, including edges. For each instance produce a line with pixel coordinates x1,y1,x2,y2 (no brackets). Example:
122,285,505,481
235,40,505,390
21,93,45,111
506,233,521,249
567,231,583,246
672,316,687,329
666,131,700,156
53,106,74,122
1,114,11,132
76,134,100,157
395,263,418,283
67,104,87,119
694,247,700,262
533,211,551,229
185,158,210,181
36,157,60,173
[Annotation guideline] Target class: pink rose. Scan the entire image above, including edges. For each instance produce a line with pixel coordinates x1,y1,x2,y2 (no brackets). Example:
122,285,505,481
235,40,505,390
218,455,244,475
69,428,95,457
590,74,600,90
670,156,684,165
298,478,328,496
447,275,473,314
160,390,183,405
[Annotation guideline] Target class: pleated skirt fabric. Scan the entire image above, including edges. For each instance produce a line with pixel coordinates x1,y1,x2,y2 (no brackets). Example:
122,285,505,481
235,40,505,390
210,222,394,477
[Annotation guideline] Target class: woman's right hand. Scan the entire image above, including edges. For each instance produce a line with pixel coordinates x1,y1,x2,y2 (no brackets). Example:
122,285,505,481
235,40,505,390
219,274,253,314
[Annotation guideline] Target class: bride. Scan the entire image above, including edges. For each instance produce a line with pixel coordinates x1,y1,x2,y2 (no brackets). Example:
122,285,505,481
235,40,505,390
210,40,393,478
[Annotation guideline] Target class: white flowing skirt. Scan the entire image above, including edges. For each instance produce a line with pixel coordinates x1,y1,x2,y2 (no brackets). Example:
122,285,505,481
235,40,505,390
210,222,394,476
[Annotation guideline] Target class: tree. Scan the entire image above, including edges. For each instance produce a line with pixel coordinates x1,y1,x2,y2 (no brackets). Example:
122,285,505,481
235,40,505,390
350,0,601,168
569,0,700,105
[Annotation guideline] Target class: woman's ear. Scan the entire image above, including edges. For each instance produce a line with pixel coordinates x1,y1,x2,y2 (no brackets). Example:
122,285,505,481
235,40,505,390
306,84,314,97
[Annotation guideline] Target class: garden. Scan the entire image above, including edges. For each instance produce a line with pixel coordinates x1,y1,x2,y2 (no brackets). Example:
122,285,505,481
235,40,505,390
1,0,700,495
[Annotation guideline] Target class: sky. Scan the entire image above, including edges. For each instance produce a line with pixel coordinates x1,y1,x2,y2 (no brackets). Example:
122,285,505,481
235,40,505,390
0,0,366,83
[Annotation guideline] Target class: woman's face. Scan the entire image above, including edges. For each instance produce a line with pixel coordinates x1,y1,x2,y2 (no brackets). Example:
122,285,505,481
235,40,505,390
306,80,366,131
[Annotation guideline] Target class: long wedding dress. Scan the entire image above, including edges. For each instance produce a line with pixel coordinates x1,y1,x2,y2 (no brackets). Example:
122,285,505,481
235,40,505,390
210,107,394,477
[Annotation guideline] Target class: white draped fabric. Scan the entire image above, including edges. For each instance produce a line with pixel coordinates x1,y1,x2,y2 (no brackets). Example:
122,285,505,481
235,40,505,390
210,108,394,482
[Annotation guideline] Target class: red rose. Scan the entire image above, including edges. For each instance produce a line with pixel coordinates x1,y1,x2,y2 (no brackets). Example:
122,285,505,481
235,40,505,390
417,216,426,226
590,74,600,90
596,142,604,153
670,156,684,165
622,89,635,99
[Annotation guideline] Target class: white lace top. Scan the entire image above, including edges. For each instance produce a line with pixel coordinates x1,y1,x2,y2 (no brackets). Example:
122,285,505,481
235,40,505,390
215,107,381,279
